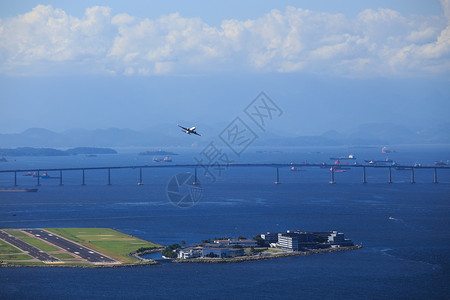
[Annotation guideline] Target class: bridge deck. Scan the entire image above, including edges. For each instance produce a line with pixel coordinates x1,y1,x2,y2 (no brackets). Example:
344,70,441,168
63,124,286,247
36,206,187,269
1,163,449,173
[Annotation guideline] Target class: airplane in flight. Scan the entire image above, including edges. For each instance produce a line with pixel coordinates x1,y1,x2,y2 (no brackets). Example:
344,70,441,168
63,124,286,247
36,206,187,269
178,124,201,136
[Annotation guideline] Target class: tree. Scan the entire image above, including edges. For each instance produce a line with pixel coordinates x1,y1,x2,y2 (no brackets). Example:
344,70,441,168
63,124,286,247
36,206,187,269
253,235,266,247
162,244,181,258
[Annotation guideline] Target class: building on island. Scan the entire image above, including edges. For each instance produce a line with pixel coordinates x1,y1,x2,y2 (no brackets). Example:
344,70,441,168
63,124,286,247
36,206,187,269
261,232,279,245
263,230,353,251
202,247,229,258
174,231,355,259
177,247,202,259
213,238,257,248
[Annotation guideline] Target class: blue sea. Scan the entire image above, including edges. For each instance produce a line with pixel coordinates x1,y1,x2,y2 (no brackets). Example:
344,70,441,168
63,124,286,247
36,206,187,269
0,145,449,299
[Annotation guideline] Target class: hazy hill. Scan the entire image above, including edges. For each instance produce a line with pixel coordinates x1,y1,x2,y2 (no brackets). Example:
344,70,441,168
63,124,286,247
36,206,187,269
0,123,448,148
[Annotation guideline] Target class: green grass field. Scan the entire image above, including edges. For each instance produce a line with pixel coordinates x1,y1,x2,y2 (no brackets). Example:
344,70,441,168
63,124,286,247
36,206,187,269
52,253,75,260
0,228,162,266
3,229,28,238
0,254,33,260
0,239,21,254
45,228,162,263
2,229,59,252
20,236,59,252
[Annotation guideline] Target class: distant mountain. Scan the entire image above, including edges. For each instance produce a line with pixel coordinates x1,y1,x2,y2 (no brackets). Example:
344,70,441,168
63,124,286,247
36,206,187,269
343,123,419,145
415,123,450,143
0,123,449,148
0,147,117,156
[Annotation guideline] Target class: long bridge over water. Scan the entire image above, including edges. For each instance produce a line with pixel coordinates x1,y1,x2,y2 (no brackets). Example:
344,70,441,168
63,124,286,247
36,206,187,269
1,163,449,186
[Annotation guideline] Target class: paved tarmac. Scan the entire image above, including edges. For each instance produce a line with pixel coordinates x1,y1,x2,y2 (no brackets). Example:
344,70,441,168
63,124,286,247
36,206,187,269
0,230,60,262
22,229,117,263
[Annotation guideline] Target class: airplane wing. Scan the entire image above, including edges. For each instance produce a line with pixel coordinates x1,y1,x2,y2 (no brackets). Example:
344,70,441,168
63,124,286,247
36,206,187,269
192,131,201,136
178,125,189,131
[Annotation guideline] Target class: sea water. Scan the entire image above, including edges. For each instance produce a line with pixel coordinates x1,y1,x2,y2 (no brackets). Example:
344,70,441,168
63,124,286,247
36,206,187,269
0,145,449,299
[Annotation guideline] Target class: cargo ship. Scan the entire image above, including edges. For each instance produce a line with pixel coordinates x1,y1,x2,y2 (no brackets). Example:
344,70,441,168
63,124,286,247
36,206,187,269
364,158,393,165
153,155,172,162
329,154,356,160
290,167,306,171
381,146,396,153
0,188,38,192
434,160,449,166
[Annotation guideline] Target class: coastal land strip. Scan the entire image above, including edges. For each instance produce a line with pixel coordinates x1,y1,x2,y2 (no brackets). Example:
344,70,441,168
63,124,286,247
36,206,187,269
0,228,362,267
0,228,163,267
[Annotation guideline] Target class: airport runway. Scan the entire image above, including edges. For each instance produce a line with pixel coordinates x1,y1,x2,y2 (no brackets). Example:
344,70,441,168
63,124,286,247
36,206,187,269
0,230,60,262
22,229,117,263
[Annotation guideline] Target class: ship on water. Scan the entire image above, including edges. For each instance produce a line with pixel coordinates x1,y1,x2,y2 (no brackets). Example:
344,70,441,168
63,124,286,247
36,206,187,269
434,160,449,166
364,158,394,165
329,154,356,160
0,188,38,192
153,155,172,163
381,146,396,153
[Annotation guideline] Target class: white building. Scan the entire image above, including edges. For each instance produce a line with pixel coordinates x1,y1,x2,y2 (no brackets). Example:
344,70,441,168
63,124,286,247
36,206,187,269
177,247,202,259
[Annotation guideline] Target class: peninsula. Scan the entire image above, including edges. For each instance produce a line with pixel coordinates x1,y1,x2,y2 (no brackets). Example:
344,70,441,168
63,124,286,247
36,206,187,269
0,228,162,267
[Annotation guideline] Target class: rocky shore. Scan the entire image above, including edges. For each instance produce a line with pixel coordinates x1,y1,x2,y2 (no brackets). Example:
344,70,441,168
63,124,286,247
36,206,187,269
173,245,363,264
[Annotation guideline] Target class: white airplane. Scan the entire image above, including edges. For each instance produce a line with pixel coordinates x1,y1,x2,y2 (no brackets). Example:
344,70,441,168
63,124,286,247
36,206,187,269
178,124,201,136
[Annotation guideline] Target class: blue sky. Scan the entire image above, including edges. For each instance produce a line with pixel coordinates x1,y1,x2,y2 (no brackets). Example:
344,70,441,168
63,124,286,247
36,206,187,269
0,0,449,136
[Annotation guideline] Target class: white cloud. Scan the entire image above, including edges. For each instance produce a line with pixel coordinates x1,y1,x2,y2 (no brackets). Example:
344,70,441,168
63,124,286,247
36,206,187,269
0,3,449,77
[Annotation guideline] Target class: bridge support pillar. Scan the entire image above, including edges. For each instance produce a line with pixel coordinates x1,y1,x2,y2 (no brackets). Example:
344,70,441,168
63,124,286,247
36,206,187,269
82,169,86,185
388,167,392,184
330,167,335,184
107,168,111,186
14,171,17,186
193,168,200,185
274,168,280,184
138,168,143,185
36,171,41,186
411,168,415,184
362,167,366,184
59,170,63,186
434,168,438,184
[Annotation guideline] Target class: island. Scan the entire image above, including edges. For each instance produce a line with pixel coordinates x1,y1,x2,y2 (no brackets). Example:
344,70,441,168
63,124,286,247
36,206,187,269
0,147,117,157
0,228,163,267
165,230,362,263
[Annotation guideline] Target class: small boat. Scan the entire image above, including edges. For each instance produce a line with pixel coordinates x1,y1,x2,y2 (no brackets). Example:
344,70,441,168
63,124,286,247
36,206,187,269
23,172,33,176
290,167,306,172
365,158,393,165
153,155,172,162
333,160,350,170
329,154,356,160
381,147,396,153
0,188,38,192
40,173,60,179
330,167,345,173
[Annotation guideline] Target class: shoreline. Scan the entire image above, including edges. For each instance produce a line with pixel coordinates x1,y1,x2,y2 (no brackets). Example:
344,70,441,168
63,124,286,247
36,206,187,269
173,245,363,264
1,246,363,267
